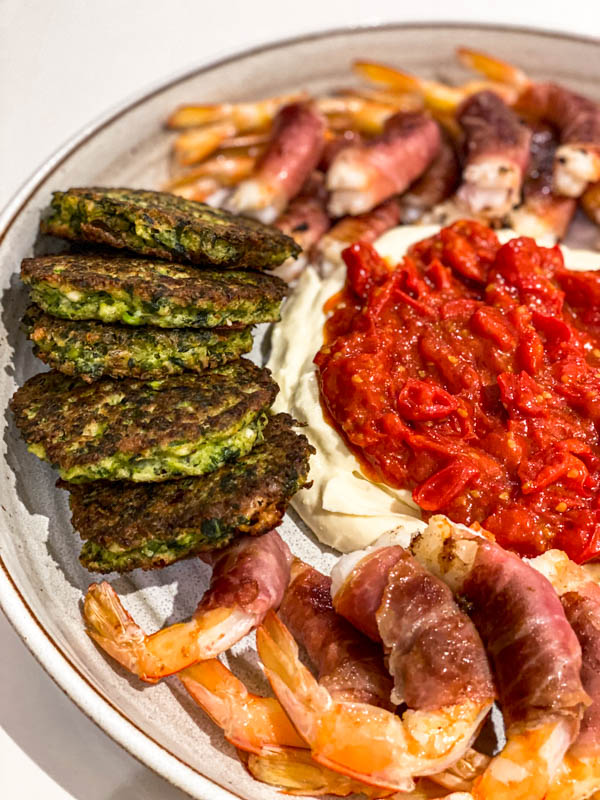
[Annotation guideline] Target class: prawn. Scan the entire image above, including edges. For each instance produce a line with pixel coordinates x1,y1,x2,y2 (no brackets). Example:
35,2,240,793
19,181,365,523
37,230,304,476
180,659,399,797
355,61,531,220
411,515,589,800
530,549,600,800
326,110,441,217
181,557,409,796
257,609,486,792
315,196,400,273
227,102,326,223
255,543,493,792
508,124,577,239
457,47,600,197
83,530,291,683
273,172,331,283
167,91,307,130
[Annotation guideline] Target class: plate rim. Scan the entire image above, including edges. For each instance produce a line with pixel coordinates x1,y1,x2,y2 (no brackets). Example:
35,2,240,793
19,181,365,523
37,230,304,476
1,19,599,800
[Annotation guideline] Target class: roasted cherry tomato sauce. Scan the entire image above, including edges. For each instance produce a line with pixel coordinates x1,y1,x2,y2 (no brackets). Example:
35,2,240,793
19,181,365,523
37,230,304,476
315,220,600,563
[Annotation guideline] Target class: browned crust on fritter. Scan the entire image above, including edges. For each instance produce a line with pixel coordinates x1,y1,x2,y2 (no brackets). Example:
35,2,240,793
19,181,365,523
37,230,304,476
10,360,277,470
20,254,287,308
61,413,314,563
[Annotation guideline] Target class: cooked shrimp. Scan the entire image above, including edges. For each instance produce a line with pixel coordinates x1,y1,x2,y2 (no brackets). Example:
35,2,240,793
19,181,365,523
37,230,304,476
248,747,473,798
182,559,412,797
166,153,257,190
245,747,396,797
317,96,407,135
166,153,257,202
173,121,237,166
227,102,326,223
326,111,441,216
168,177,222,202
257,609,487,792
318,129,364,172
83,530,292,683
411,515,589,800
508,124,577,239
457,48,600,197
167,91,307,130
315,196,400,274
455,90,532,219
252,545,493,792
530,549,600,800
181,660,403,797
399,133,460,223
273,172,331,283
430,749,490,794
353,60,518,113
179,659,305,754
354,62,529,220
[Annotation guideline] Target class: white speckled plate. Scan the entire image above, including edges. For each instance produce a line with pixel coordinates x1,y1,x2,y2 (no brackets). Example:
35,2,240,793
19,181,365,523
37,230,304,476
1,24,599,800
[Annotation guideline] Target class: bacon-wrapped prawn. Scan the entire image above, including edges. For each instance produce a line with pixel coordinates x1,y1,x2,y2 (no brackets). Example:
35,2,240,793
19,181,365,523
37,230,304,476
354,62,530,221
319,129,364,172
508,124,577,239
227,102,326,223
181,559,409,796
326,111,441,217
455,90,531,219
530,549,600,800
315,196,401,274
458,48,600,197
83,530,291,683
255,538,494,792
272,172,331,283
411,515,589,800
400,133,461,223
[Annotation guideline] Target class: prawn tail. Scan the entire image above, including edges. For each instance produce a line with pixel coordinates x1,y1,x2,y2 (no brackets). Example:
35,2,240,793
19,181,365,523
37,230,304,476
180,659,306,754
473,719,572,800
83,581,146,678
257,611,331,744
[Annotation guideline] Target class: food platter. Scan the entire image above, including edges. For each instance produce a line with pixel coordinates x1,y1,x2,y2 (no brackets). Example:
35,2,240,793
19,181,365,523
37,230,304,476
1,23,599,800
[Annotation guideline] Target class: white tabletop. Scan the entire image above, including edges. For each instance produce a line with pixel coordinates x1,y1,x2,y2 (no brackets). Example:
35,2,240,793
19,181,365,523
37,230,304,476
1,1,598,797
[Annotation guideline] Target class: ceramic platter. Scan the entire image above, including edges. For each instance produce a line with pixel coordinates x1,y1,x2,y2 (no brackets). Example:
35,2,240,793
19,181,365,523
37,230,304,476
1,23,599,800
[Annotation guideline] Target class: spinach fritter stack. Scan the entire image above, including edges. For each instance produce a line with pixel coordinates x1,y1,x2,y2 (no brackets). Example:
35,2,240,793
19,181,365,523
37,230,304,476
11,187,312,572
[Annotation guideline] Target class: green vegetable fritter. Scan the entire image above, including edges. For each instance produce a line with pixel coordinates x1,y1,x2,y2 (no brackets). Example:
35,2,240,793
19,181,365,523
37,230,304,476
40,187,300,268
22,305,252,381
61,414,314,572
21,253,287,328
10,360,278,483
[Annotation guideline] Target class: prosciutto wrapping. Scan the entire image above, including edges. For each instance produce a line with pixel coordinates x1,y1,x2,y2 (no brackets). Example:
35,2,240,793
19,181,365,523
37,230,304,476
464,541,586,734
518,83,600,196
508,124,576,238
562,585,600,757
83,529,292,682
529,549,600,799
315,196,401,272
400,133,460,223
332,542,494,711
327,110,441,216
228,102,326,222
455,90,531,217
279,559,393,708
200,529,292,618
412,516,589,799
